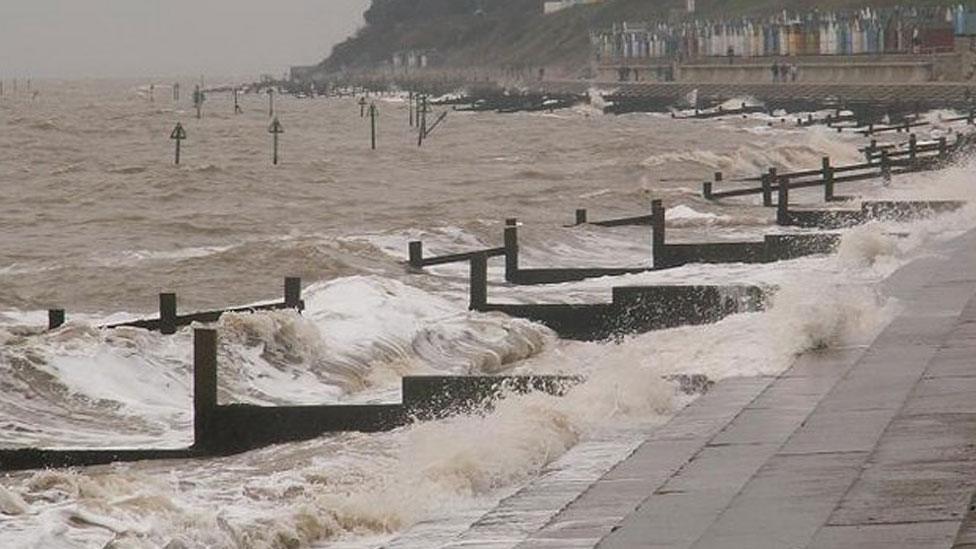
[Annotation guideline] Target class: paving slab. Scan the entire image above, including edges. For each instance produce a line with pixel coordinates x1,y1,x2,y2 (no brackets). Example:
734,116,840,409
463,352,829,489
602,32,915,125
807,522,960,549
419,229,976,549
688,452,867,549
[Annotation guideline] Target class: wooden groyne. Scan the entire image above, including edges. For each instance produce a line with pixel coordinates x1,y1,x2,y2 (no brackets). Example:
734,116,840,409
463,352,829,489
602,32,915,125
47,277,306,334
703,132,973,205
536,81,976,115
0,329,581,471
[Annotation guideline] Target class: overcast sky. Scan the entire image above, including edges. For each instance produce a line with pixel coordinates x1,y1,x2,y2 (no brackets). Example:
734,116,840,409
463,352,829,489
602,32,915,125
0,0,369,79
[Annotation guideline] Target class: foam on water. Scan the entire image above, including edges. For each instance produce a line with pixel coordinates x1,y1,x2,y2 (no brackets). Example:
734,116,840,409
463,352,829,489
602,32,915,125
3,93,976,547
639,129,864,177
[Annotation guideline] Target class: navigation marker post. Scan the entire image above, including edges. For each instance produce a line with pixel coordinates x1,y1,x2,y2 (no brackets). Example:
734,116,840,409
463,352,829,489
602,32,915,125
269,117,284,165
369,102,378,150
267,88,275,118
170,123,187,165
359,96,367,118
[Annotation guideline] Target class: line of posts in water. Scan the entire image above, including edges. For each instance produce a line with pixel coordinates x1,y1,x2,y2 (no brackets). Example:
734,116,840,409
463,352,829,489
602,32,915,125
166,88,446,164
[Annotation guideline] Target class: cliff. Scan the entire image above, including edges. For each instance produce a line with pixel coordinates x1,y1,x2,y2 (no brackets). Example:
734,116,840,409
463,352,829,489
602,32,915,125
320,0,965,75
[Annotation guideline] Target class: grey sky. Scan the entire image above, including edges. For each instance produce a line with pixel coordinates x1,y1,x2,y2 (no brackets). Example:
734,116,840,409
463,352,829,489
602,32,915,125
0,0,369,79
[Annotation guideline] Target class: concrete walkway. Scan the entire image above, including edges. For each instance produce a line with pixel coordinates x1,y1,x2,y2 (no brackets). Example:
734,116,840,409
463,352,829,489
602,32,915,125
413,228,976,549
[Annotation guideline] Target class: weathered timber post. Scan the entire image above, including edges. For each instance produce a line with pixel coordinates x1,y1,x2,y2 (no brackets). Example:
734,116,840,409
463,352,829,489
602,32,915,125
359,96,366,118
469,253,488,311
160,293,178,335
651,199,666,268
284,277,303,310
909,133,917,166
369,103,378,150
823,156,835,201
48,309,65,330
968,107,974,125
408,91,414,127
408,241,423,267
417,95,429,147
777,176,791,226
575,209,588,225
193,328,218,449
170,123,186,165
866,139,877,162
234,88,242,114
762,168,777,207
268,117,284,165
193,85,203,119
504,219,518,283
880,150,892,186
267,88,275,118
704,171,722,200
938,137,948,161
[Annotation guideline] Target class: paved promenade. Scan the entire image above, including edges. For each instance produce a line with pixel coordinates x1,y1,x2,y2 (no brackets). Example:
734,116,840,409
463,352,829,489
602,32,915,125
539,81,976,106
413,228,976,549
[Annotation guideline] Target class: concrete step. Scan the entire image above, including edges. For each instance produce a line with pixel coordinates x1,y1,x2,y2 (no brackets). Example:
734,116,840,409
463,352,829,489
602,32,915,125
596,229,976,549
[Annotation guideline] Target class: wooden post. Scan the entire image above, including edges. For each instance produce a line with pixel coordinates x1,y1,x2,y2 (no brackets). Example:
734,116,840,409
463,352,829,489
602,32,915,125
938,137,948,160
408,241,423,267
909,133,917,166
160,293,177,335
469,253,488,311
762,168,776,207
881,150,892,186
408,91,414,127
651,200,665,267
284,277,303,310
193,328,218,449
866,139,877,162
48,309,65,330
777,176,791,226
822,156,835,202
504,220,518,283
575,209,587,225
369,103,377,150
968,107,974,126
702,181,713,199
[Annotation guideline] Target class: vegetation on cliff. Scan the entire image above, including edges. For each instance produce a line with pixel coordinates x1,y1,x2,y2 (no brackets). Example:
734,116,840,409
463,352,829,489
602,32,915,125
321,0,966,73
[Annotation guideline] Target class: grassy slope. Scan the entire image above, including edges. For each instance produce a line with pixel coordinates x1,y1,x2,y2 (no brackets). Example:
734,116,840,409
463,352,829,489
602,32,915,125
322,0,965,72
